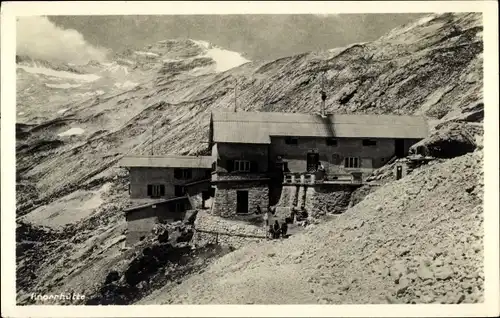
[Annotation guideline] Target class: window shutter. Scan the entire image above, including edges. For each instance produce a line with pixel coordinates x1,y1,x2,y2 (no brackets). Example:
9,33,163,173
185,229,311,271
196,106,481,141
226,159,234,172
160,185,165,196
250,161,258,173
147,185,152,196
174,168,182,179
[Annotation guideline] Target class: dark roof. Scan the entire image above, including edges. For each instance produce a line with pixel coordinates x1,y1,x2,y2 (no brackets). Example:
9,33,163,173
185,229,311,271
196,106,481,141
124,196,189,213
184,178,212,187
211,111,429,144
119,155,214,168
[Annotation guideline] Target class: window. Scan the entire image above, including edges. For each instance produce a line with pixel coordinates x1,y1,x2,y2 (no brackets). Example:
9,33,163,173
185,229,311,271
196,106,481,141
174,202,186,213
147,184,165,198
174,185,185,197
234,160,251,172
174,168,192,180
326,138,338,146
344,157,360,168
285,136,299,145
362,139,377,146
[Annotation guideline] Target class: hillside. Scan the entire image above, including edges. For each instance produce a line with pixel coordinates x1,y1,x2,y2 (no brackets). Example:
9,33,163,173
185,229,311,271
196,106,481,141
16,12,483,304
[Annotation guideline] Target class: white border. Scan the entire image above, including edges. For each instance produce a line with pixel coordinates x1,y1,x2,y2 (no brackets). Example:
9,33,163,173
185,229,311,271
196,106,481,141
1,1,499,317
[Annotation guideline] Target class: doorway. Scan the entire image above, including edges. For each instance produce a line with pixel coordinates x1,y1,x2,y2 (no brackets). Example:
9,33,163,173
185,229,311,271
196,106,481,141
395,139,405,158
306,152,320,173
236,190,249,214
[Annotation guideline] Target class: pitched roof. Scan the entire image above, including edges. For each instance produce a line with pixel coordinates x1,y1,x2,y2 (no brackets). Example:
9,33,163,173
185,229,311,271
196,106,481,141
211,111,429,144
119,155,214,168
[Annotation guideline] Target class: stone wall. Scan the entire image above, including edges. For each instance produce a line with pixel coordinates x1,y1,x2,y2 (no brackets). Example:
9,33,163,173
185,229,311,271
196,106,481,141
305,185,356,218
193,211,266,249
272,183,357,218
212,183,269,217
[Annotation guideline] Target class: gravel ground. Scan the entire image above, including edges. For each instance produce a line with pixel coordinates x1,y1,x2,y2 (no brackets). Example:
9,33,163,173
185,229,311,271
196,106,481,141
150,150,483,304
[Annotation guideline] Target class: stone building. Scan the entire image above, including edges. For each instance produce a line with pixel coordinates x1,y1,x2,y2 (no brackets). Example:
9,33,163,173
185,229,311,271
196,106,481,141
120,110,429,246
208,111,429,218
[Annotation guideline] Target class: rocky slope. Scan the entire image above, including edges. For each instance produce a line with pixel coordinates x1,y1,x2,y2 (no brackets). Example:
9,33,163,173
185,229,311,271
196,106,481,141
149,150,483,304
16,12,483,304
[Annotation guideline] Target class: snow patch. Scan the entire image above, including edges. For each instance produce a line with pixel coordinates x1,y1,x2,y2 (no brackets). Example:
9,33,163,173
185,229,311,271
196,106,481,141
18,112,25,115
45,83,82,89
415,15,436,26
134,51,159,57
58,127,85,137
114,81,138,89
191,39,211,49
118,59,135,65
101,62,129,75
75,90,105,98
17,65,100,82
386,14,437,38
57,108,69,114
205,47,250,72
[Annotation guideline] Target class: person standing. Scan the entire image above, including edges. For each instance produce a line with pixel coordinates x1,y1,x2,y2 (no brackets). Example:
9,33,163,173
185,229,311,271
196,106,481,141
280,222,288,238
268,225,274,240
263,209,269,227
273,220,280,239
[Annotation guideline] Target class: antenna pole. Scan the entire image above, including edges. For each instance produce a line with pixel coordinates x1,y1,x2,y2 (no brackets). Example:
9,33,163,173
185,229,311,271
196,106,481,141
234,79,237,112
321,72,327,117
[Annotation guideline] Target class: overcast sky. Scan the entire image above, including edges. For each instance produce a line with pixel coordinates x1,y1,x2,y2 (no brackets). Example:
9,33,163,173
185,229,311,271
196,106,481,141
17,14,425,64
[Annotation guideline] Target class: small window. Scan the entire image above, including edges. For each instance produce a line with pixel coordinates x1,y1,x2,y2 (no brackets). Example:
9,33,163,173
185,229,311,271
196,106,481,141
362,139,377,146
234,160,251,172
174,185,185,197
174,202,186,213
326,138,338,146
174,168,192,180
344,157,360,168
148,184,165,198
285,136,299,145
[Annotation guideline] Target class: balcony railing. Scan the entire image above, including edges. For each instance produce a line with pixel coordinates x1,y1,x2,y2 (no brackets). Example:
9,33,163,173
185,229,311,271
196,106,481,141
283,172,364,185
